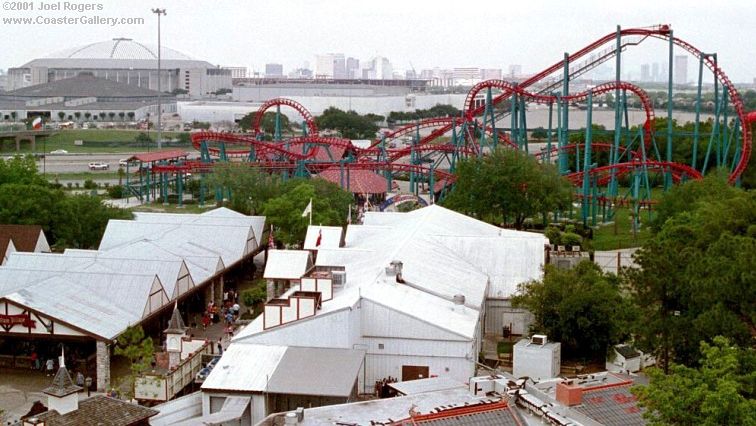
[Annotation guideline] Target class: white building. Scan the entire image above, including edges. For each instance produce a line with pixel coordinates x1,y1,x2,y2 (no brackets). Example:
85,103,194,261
230,205,547,395
7,38,231,98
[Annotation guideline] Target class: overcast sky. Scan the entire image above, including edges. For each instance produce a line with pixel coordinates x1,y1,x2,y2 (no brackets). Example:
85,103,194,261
1,0,754,82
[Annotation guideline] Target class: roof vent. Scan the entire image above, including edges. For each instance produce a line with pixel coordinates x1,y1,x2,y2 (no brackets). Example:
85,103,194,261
453,294,466,305
531,334,547,345
385,260,403,277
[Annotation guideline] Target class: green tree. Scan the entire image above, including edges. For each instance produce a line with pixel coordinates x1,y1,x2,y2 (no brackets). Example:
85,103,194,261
239,111,291,135
73,112,81,122
531,127,548,139
0,184,63,235
206,163,282,214
108,112,115,121
118,112,125,121
127,112,135,121
512,261,636,361
624,175,755,369
262,179,352,245
84,112,91,121
632,337,756,426
57,111,65,121
113,325,154,399
0,155,48,186
135,132,152,148
442,147,573,229
53,194,134,249
316,107,379,139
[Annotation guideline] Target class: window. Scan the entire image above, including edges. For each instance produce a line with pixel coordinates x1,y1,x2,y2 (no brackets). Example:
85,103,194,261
378,343,384,350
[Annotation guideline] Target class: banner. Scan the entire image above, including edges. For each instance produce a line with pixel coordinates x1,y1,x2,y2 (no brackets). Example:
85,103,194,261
0,313,36,328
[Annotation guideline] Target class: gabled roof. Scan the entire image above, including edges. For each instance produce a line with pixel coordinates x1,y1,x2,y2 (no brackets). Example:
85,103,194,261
0,224,45,252
165,303,187,334
31,395,158,426
303,225,343,250
201,344,287,392
264,250,312,280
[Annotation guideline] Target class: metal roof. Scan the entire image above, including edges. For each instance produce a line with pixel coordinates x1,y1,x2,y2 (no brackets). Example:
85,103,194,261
5,271,165,339
263,250,312,280
574,384,645,426
303,225,343,250
47,38,193,61
201,344,287,392
266,346,365,397
20,57,215,70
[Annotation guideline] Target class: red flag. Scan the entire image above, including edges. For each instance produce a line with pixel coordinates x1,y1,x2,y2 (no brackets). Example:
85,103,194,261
315,229,322,247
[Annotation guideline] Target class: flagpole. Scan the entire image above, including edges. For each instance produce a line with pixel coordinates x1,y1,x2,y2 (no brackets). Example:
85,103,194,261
309,198,312,226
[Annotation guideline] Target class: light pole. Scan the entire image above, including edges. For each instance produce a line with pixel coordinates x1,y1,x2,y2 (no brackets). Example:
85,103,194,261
152,8,166,150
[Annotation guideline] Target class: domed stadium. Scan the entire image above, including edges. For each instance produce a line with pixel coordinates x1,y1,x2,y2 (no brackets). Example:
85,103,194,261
7,38,231,97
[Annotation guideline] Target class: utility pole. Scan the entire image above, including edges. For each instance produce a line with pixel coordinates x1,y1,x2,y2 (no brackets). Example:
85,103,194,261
152,8,166,150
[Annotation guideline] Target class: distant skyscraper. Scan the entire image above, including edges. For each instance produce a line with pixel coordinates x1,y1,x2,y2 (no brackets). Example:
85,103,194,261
346,57,360,79
264,63,283,77
674,55,688,84
481,68,502,80
222,66,247,79
640,64,651,82
364,56,393,80
652,63,660,82
315,53,346,79
288,68,313,79
508,64,522,78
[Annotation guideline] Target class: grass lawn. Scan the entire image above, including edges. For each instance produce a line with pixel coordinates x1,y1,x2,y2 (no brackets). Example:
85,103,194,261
1,129,190,154
48,171,121,181
591,207,653,250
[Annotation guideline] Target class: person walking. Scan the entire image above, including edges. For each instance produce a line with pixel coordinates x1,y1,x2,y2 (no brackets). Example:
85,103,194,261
45,358,54,376
30,351,38,371
75,371,85,390
216,338,223,355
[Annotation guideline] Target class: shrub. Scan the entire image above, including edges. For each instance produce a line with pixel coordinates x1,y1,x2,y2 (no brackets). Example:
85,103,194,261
241,281,267,307
107,185,125,199
83,179,97,189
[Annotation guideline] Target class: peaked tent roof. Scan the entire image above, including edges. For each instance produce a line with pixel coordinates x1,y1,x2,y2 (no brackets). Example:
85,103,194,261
165,303,187,334
317,167,388,194
43,362,82,397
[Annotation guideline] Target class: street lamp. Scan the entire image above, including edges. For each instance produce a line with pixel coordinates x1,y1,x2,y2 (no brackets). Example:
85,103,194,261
151,8,166,150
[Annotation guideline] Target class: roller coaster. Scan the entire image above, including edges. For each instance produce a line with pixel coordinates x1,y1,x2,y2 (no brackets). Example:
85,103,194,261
133,24,753,227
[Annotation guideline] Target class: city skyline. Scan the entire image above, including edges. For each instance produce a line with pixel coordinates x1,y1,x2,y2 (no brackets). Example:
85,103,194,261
0,0,753,83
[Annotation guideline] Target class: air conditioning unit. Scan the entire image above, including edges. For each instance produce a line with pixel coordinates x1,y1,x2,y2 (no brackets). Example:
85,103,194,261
531,335,548,345
332,271,346,287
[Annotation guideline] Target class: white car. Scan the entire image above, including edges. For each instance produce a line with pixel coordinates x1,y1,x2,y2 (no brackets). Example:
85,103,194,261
118,159,130,167
50,149,68,154
88,162,109,170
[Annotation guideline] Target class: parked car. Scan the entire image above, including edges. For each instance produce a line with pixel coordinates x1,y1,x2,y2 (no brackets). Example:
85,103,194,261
118,158,130,167
88,162,109,170
50,149,68,154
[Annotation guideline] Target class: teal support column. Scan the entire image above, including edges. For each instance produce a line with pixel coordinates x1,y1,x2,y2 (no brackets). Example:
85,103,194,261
274,105,282,142
519,96,528,154
199,173,205,206
720,85,729,166
665,29,674,190
510,89,518,148
692,54,704,170
610,25,622,197
560,52,570,173
581,92,593,226
546,99,554,164
177,170,183,207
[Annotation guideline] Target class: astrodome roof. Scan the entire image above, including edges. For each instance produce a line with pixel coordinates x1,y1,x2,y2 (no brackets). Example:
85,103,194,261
19,38,213,70
47,38,192,61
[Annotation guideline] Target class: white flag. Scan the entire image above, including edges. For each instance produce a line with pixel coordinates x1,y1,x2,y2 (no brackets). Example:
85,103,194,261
301,199,312,218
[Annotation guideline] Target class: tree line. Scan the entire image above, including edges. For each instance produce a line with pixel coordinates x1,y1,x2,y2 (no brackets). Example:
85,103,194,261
0,156,133,249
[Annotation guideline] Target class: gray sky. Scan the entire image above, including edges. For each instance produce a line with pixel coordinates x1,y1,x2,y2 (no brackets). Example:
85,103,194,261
1,0,754,82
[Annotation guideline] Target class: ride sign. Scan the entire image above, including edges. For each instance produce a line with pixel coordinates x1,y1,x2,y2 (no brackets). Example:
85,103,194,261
0,313,36,328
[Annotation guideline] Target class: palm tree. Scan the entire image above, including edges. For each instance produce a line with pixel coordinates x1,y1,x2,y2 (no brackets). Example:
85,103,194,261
57,112,65,121
118,112,125,121
84,112,91,121
108,112,115,121
10,112,17,122
127,112,135,121
74,112,81,122
99,112,106,120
